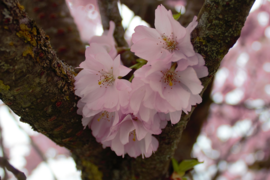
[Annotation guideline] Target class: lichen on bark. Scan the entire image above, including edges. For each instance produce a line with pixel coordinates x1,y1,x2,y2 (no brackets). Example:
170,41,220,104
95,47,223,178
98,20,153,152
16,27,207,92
19,0,85,67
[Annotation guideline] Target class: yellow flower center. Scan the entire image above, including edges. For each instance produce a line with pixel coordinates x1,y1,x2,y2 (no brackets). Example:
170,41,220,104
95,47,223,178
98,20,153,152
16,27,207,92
97,111,111,122
97,67,115,88
159,33,179,52
160,63,180,89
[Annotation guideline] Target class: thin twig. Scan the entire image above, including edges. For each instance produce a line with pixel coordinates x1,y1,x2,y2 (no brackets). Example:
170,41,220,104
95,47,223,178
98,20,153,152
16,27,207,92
0,157,26,180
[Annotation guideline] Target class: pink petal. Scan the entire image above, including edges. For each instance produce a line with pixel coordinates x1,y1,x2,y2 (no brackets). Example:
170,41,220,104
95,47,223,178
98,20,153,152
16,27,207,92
82,87,106,105
132,26,160,43
164,84,190,110
86,43,108,58
194,66,208,78
130,86,145,113
116,79,132,92
143,88,157,109
134,65,151,78
111,133,125,156
145,136,159,158
119,90,130,108
95,53,114,72
76,100,85,115
113,55,121,77
155,5,172,36
170,111,182,124
82,106,101,117
119,65,132,77
197,53,205,66
144,133,152,152
167,10,186,40
186,16,198,33
82,116,93,128
177,67,203,94
177,34,195,58
131,39,163,61
103,87,119,110
120,120,134,144
107,21,115,37
148,73,165,99
176,59,189,71
138,106,151,123
133,121,148,141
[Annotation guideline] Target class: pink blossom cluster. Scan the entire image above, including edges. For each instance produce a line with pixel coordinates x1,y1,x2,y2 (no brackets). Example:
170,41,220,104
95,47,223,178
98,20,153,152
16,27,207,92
74,5,208,158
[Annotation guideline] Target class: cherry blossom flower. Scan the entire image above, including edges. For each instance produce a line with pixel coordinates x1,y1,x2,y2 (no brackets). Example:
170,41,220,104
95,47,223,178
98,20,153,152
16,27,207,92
131,5,198,64
89,21,117,58
74,44,131,114
81,110,119,142
102,113,161,158
130,59,204,124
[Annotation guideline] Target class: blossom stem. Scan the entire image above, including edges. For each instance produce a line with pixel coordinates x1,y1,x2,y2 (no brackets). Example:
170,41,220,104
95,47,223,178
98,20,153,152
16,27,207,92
129,74,134,82
170,62,178,71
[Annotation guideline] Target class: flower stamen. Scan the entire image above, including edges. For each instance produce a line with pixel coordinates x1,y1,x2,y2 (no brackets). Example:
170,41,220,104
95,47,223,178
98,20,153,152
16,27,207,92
97,111,110,122
161,33,179,52
160,63,180,88
97,68,115,88
129,130,136,141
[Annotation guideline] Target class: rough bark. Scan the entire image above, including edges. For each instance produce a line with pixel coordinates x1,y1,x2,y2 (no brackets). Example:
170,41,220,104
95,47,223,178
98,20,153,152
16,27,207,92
19,0,85,67
0,0,255,180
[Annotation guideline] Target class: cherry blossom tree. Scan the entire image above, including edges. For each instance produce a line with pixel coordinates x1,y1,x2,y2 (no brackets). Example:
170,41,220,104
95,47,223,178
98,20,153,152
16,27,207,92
0,0,257,179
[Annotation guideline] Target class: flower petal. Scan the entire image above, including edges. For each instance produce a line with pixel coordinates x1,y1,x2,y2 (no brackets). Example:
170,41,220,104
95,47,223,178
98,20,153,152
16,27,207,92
132,26,160,43
155,5,172,36
169,111,182,124
177,67,203,94
82,116,93,128
111,133,125,156
113,55,121,77
131,38,163,61
120,120,135,144
119,65,132,77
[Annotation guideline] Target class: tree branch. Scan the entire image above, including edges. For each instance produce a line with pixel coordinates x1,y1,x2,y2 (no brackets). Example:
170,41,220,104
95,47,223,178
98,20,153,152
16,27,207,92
0,0,255,180
0,157,26,180
19,0,85,67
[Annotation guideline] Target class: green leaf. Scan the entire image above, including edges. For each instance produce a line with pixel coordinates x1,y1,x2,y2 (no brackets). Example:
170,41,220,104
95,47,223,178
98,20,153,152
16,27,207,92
171,158,185,177
172,158,179,173
178,159,203,172
173,12,182,20
182,177,188,180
